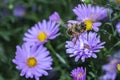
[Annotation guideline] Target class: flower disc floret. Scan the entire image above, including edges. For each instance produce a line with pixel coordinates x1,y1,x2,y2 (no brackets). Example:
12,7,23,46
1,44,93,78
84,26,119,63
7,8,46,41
71,67,86,80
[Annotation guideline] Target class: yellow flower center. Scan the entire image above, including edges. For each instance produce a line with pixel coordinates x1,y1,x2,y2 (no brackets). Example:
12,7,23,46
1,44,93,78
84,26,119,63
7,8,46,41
117,64,120,71
77,72,83,78
37,31,47,42
84,20,93,31
116,0,120,3
27,57,37,68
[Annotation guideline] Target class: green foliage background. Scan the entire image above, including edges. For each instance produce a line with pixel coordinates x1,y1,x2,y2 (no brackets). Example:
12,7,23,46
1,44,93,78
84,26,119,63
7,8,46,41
0,0,120,80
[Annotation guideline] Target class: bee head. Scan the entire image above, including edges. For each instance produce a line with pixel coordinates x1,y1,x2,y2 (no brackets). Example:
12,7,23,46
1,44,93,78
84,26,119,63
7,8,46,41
80,22,86,30
75,22,86,32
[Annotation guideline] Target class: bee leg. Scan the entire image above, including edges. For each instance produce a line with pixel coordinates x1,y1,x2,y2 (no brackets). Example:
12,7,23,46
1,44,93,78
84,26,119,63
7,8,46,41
72,35,79,45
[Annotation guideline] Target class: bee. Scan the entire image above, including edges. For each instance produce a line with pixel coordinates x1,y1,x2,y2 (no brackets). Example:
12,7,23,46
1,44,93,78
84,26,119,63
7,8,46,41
66,21,86,44
67,22,86,37
67,21,86,37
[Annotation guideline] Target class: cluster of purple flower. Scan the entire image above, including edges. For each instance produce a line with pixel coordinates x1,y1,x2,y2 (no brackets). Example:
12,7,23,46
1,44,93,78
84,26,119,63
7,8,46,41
99,51,120,80
12,12,61,80
66,4,112,80
69,3,120,80
12,2,120,80
99,22,120,80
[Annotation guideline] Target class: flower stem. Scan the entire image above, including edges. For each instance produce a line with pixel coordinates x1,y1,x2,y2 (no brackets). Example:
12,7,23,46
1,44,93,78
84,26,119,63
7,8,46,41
46,41,70,68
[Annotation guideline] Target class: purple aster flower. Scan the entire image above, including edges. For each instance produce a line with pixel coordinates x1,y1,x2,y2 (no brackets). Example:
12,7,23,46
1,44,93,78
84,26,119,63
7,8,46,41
12,43,53,80
99,52,120,80
49,12,61,22
13,4,26,17
73,4,112,31
99,71,117,80
99,58,118,80
65,32,105,62
23,20,60,45
116,22,120,36
71,67,86,80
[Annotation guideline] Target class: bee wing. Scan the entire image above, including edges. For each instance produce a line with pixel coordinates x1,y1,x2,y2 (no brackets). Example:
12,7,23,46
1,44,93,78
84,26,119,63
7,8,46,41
67,20,80,27
67,20,79,24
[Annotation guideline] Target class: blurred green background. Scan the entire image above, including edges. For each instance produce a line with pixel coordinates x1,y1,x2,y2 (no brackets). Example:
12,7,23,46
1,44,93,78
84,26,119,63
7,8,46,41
0,0,120,80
